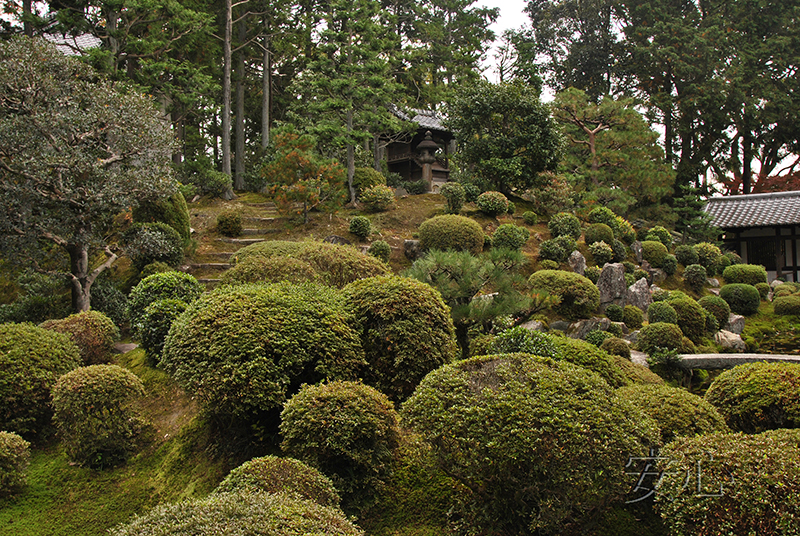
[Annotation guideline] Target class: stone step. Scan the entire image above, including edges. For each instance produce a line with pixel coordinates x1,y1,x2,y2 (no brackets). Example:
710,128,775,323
188,263,233,271
218,237,266,245
241,228,279,236
243,216,280,223
196,278,221,286
197,252,237,260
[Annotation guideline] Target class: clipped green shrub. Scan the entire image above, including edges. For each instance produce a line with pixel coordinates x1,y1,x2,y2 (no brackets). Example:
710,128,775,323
647,301,677,325
123,222,184,270
281,381,400,514
161,283,365,419
401,354,658,535
343,276,457,401
109,491,363,536
462,182,481,203
668,296,706,342
623,261,636,273
548,211,582,240
132,191,191,241
90,277,130,328
614,215,636,243
40,310,119,365
705,362,800,433
138,261,174,280
714,254,731,275
127,271,203,328
651,288,671,302
641,240,668,268
605,303,623,322
719,283,761,315
637,322,685,354
0,323,81,438
528,270,599,320
366,240,391,263
584,223,614,246
644,225,672,247
349,216,372,240
216,210,243,237
661,254,677,276
475,191,509,216
522,211,538,225
616,384,729,444
774,294,800,316
600,337,630,359
214,455,340,508
722,263,768,286
352,167,385,197
613,355,664,385
418,215,484,255
655,429,800,536
633,268,648,282
623,305,644,330
136,299,188,364
587,207,620,234
359,184,395,212
697,295,731,328
470,334,495,356
674,244,699,266
589,240,614,265
585,329,614,347
439,182,466,214
755,282,771,300
492,223,530,251
724,250,743,265
0,431,30,495
230,240,390,289
220,256,321,286
611,238,627,263
606,322,623,337
52,364,147,467
538,235,577,263
489,326,559,357
683,263,707,292
584,265,601,283
549,336,630,388
507,201,516,214
774,282,800,297
694,242,722,272
704,309,720,333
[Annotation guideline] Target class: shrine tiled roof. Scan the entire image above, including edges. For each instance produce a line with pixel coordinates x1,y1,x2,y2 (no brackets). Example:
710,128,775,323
704,190,800,229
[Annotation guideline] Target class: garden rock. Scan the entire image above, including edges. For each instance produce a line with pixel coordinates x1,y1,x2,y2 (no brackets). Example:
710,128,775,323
631,241,643,264
708,278,720,288
647,267,666,285
627,278,652,313
549,320,572,333
612,321,629,335
771,279,784,288
724,314,745,335
629,349,648,367
566,317,611,339
625,330,639,345
403,239,422,260
714,330,746,352
519,319,547,332
597,263,627,309
568,250,586,276
324,235,351,245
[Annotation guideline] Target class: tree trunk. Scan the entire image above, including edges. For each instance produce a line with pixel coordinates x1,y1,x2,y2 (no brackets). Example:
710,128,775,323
346,108,357,205
234,14,246,190
222,0,232,177
261,25,271,149
65,244,116,313
23,0,32,37
455,322,470,360
373,133,381,171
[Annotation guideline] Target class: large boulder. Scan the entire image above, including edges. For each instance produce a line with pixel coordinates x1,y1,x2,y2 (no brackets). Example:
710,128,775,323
566,317,611,339
403,239,422,261
724,314,745,335
714,330,746,352
567,250,586,276
631,241,643,264
597,263,627,310
626,278,652,313
519,319,547,332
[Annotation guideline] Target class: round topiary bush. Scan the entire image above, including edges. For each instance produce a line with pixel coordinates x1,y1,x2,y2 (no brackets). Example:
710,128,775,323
587,207,620,234
40,310,119,365
123,222,185,270
693,242,722,272
674,244,699,266
216,210,243,237
623,305,644,330
641,240,668,268
348,216,372,240
755,282,771,300
439,182,466,214
719,283,761,316
136,299,188,364
585,329,614,347
616,384,729,444
697,295,731,329
0,431,30,495
489,326,559,357
637,322,685,354
549,336,630,388
53,364,147,467
538,235,576,263
475,191,509,216
342,276,457,401
507,201,516,215
127,271,204,328
605,303,623,322
132,191,191,242
589,240,614,265
528,270,600,320
281,381,400,514
138,261,173,280
522,211,538,225
722,264,768,286
221,256,321,286
418,214,484,255
366,240,391,263
359,185,395,212
600,336,630,359
644,225,672,247
492,223,530,251
584,223,614,246
647,301,678,325
214,455,340,508
661,254,677,276
667,296,706,342
229,240,391,289
704,362,800,433
773,294,800,316
584,265,601,283
714,254,731,275
0,323,81,438
548,212,582,240
611,238,627,263
352,167,385,197
654,429,800,535
683,263,708,292
109,491,363,536
401,354,658,534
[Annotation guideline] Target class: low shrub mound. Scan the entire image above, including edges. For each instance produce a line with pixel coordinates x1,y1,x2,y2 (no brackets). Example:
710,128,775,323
623,305,644,330
584,223,614,246
667,295,706,342
439,182,466,214
366,240,391,263
661,254,677,276
587,206,619,233
127,271,203,328
418,215,484,255
53,364,147,467
229,240,390,288
722,263,767,286
528,270,599,320
281,381,400,514
538,235,577,263
637,322,684,354
475,191,509,216
585,329,614,347
589,241,614,265
359,184,395,212
647,301,677,325
401,354,658,534
216,210,243,237
342,276,457,401
644,225,672,247
683,263,707,292
550,336,629,388
0,431,30,495
704,362,800,433
133,191,190,241
522,210,538,225
492,223,529,251
697,295,731,328
600,336,630,359
693,242,722,273
109,491,363,536
0,323,81,439
605,303,623,322
756,282,771,299
655,429,800,536
773,294,800,316
352,167,385,197
214,455,340,508
349,216,372,239
612,355,664,385
136,299,188,364
616,384,729,444
719,283,761,316
489,326,559,357
641,240,668,268
40,310,119,365
221,256,321,286
548,211,582,240
122,222,184,270
674,244,699,266
161,283,365,419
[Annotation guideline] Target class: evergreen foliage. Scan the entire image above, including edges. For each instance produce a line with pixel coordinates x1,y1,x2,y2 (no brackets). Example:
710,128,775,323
40,311,119,366
417,215,485,255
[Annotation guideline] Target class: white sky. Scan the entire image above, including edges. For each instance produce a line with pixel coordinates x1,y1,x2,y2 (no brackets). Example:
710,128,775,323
479,0,530,82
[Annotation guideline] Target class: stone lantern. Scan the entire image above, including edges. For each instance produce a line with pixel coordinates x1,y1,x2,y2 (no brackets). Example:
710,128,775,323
416,131,439,192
